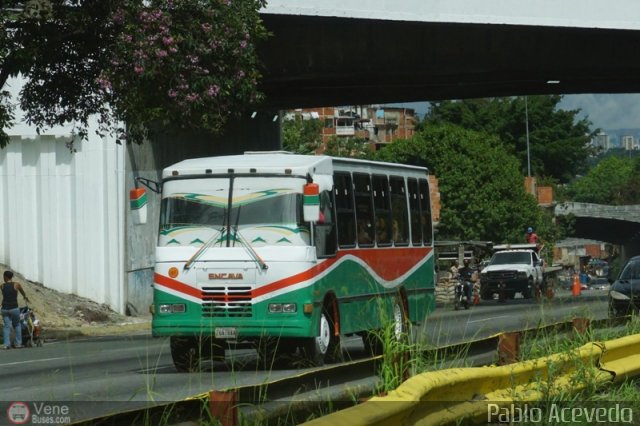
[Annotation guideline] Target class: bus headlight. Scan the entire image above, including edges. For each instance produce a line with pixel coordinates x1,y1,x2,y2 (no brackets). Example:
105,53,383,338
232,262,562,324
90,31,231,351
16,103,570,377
269,303,297,313
159,303,186,313
269,304,283,313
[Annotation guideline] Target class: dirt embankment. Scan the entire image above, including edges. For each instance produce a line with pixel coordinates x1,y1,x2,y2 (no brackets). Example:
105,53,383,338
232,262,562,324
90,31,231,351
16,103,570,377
1,265,150,338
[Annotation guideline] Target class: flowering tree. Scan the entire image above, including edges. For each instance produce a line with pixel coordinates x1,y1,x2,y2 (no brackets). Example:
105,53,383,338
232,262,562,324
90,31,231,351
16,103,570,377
0,0,267,146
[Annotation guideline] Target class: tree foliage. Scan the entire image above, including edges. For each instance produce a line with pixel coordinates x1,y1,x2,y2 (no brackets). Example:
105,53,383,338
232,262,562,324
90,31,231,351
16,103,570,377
566,156,640,204
282,116,323,154
324,135,372,159
0,0,267,146
424,96,594,183
375,123,551,243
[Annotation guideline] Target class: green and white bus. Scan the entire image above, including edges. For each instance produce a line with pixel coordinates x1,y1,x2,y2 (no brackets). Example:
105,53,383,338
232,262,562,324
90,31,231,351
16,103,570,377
132,152,436,371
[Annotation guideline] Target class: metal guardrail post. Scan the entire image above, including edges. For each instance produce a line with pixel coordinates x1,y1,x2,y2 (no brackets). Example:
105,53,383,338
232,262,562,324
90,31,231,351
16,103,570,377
210,390,238,426
497,332,521,365
572,317,590,334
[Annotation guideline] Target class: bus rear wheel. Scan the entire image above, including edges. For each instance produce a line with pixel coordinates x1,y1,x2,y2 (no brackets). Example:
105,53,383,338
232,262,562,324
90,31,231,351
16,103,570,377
363,297,409,356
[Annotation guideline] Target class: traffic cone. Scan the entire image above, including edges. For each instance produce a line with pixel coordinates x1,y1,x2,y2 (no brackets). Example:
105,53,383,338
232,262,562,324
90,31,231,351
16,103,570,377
572,274,581,296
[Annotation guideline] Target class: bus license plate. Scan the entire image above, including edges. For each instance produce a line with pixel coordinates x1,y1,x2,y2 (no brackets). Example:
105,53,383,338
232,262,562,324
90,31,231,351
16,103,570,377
215,327,237,339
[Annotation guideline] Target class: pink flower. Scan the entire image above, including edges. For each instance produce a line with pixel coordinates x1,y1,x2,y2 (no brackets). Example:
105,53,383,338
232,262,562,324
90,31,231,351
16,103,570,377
112,9,125,25
96,77,112,91
239,40,247,49
167,90,177,98
162,36,174,46
202,23,212,33
185,93,200,102
207,85,220,97
134,65,144,74
156,50,168,58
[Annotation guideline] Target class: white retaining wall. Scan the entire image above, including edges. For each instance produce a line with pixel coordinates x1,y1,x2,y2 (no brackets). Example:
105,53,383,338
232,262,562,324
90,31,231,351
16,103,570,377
1,77,126,313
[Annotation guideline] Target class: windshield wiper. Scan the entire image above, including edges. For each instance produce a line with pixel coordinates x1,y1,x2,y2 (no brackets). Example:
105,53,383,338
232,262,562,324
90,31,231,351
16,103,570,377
232,206,268,270
184,210,227,270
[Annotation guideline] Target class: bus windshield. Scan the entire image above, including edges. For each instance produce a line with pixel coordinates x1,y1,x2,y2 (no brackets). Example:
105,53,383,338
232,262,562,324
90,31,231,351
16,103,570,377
159,176,307,247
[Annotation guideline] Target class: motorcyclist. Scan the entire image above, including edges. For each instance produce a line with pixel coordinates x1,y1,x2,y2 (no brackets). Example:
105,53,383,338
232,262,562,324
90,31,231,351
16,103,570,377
457,259,474,303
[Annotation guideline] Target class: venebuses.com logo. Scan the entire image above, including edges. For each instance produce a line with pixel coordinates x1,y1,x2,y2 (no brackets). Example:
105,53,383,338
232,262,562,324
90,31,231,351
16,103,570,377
6,402,30,424
6,401,72,425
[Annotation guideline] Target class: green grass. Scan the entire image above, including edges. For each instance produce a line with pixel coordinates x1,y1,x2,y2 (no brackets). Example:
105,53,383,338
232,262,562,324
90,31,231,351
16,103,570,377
130,310,640,425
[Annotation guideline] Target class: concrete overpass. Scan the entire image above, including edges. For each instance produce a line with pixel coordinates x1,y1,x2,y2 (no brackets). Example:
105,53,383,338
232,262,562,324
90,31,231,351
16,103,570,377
258,0,640,107
555,202,640,260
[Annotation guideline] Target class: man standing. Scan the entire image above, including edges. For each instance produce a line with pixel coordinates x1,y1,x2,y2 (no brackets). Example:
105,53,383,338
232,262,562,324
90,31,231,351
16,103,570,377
525,227,539,244
1,270,30,349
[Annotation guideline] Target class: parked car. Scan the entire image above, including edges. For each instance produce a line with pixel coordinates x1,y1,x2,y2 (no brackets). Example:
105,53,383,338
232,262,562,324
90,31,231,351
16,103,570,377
608,255,640,317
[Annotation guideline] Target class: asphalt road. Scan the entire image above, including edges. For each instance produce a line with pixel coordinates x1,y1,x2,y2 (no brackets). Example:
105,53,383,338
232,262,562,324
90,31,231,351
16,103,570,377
0,289,609,421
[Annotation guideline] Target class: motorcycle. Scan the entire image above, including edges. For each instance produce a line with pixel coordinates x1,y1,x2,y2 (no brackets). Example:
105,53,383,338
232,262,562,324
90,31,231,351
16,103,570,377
454,275,472,310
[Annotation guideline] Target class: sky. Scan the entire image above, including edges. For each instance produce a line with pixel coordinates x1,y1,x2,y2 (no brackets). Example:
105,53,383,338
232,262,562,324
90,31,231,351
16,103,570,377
559,94,640,131
390,94,640,132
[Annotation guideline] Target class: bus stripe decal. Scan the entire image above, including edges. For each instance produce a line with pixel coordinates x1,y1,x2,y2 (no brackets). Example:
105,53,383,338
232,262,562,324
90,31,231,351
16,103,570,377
154,247,432,302
253,247,431,298
154,273,201,299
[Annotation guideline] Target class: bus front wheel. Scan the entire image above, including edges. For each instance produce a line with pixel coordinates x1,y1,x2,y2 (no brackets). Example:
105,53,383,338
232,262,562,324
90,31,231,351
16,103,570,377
301,310,336,366
170,336,201,372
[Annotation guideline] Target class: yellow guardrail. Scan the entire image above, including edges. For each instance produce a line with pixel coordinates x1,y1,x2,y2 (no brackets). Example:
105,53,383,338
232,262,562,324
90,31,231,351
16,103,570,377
302,333,640,426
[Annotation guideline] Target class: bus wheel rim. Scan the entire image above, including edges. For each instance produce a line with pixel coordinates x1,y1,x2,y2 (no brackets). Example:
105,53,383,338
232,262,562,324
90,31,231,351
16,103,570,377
394,302,404,338
317,313,330,353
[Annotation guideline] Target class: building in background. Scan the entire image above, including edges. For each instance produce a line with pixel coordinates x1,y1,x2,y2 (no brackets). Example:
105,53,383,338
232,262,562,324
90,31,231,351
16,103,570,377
591,131,611,152
621,134,639,150
286,105,417,152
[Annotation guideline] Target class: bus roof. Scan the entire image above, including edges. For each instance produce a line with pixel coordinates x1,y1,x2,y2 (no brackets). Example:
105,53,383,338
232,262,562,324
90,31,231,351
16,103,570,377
162,152,429,179
163,152,333,178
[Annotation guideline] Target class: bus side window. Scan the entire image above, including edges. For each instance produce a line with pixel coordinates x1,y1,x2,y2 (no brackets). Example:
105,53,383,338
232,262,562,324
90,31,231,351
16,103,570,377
334,173,356,247
372,174,391,246
390,177,409,245
354,173,374,247
408,178,422,246
419,179,433,244
315,190,337,257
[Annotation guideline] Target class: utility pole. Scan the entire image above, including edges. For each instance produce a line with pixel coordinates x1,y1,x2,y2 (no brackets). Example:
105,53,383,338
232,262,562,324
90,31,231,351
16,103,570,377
525,96,531,177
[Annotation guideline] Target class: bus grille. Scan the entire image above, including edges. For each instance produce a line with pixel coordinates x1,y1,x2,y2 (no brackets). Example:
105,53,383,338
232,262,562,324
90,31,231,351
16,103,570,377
201,285,253,317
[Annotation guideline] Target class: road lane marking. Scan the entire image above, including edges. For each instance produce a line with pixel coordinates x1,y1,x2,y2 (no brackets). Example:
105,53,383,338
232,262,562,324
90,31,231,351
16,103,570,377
468,315,509,324
0,356,66,366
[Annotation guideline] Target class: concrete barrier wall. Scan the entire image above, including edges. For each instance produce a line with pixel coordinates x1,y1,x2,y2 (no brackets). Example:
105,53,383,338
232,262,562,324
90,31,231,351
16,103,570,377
0,136,125,312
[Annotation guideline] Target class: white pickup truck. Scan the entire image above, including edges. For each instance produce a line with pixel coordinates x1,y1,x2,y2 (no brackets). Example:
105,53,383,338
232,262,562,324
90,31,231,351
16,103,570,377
479,244,545,300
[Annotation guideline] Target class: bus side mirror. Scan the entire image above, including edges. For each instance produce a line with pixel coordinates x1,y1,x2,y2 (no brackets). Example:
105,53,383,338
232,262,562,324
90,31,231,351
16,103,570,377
130,188,148,225
303,183,320,222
